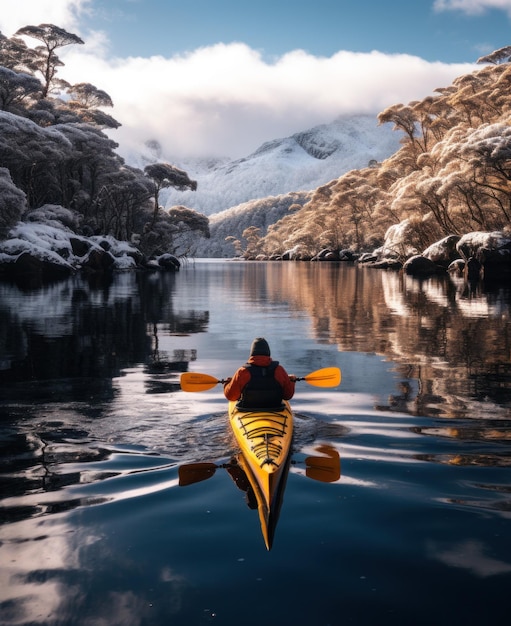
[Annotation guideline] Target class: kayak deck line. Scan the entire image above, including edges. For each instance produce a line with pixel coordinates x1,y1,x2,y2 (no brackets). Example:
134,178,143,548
257,433,280,469
233,410,290,469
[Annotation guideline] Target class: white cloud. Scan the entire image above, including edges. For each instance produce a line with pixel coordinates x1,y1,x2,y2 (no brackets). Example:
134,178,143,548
1,1,478,159
0,0,92,37
434,0,511,15
60,44,476,159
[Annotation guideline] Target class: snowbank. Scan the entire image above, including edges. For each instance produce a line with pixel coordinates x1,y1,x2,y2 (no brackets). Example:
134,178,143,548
0,208,159,283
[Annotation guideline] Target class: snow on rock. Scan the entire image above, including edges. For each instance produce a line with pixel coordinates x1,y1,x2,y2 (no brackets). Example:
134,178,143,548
456,231,511,279
282,245,303,261
0,222,76,277
422,235,461,267
0,207,145,282
375,219,419,261
456,231,511,260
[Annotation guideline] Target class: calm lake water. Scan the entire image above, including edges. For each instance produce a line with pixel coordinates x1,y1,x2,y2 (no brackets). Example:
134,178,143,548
1,260,510,626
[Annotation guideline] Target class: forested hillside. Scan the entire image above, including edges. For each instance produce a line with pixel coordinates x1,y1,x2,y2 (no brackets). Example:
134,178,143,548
0,24,207,259
253,46,511,260
196,191,312,257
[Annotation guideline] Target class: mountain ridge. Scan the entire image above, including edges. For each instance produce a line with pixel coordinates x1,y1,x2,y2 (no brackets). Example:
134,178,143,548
127,114,402,216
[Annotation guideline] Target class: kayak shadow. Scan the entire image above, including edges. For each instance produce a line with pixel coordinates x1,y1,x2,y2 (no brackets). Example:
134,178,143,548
178,443,340,550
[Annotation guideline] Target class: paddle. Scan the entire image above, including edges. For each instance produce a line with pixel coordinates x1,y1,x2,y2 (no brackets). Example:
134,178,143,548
178,462,219,486
178,449,341,486
295,367,341,387
180,366,341,392
305,445,341,483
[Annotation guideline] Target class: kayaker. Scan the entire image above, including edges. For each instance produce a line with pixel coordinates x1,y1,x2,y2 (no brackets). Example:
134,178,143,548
223,337,296,409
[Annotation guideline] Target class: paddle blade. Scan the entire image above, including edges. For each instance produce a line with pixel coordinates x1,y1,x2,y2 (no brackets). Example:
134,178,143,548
178,462,217,486
305,445,341,483
180,372,221,392
303,367,341,388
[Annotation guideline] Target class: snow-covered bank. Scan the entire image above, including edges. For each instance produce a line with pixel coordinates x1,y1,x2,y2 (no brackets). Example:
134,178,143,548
0,207,180,285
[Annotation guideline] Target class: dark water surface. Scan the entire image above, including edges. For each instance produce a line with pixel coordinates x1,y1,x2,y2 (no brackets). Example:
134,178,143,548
1,261,510,625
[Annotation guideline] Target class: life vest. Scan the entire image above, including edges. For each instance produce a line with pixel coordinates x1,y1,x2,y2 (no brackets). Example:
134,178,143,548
237,361,283,409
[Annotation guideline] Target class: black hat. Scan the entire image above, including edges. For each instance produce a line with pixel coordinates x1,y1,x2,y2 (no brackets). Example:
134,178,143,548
250,337,270,356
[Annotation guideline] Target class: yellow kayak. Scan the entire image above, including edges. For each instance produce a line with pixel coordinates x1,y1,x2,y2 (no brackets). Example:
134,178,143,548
228,400,293,549
179,368,342,548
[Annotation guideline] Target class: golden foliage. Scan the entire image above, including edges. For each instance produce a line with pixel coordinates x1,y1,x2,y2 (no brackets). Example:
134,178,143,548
260,52,511,257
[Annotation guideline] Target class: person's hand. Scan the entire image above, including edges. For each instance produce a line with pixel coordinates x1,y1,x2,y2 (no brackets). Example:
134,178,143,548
223,377,232,385
289,375,297,382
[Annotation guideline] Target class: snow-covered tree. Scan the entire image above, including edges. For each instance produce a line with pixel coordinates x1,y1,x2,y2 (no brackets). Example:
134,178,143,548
196,191,310,257
14,24,84,98
0,66,41,112
143,163,197,227
0,167,26,236
0,24,203,259
0,31,34,74
140,205,208,257
65,82,119,129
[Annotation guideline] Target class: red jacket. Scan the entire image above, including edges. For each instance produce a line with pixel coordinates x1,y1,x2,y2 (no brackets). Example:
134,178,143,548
223,355,295,401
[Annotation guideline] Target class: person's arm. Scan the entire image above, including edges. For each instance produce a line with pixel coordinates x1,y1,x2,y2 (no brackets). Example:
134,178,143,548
275,365,296,400
223,367,250,400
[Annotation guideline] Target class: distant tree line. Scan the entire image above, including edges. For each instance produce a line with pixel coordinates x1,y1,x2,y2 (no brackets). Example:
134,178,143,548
0,23,208,255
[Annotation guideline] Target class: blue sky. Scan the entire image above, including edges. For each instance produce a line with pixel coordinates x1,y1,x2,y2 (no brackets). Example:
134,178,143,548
2,1,511,159
73,0,511,63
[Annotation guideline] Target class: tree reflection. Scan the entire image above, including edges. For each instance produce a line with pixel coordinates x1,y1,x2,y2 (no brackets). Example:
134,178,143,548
1,263,509,420
0,273,208,403
248,263,511,419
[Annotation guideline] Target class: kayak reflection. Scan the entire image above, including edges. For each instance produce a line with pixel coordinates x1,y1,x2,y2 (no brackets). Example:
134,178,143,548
178,444,340,550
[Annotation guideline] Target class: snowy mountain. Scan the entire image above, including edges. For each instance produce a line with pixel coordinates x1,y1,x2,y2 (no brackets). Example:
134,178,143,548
127,114,402,216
